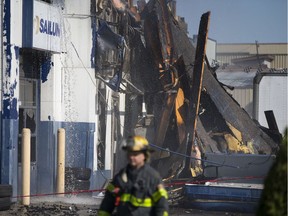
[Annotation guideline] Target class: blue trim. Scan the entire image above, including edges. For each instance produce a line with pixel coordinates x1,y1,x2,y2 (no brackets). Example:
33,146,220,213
22,0,33,48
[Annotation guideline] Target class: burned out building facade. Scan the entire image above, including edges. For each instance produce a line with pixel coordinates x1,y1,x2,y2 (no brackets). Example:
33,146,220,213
0,0,284,202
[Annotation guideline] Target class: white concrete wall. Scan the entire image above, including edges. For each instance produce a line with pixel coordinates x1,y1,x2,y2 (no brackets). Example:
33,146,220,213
40,53,63,121
105,88,113,170
11,0,22,46
206,39,216,65
61,0,92,68
40,0,97,123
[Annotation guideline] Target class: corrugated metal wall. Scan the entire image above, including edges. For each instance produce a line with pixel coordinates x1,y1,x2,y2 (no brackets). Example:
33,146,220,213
217,54,250,65
216,43,288,68
226,88,254,117
216,43,287,118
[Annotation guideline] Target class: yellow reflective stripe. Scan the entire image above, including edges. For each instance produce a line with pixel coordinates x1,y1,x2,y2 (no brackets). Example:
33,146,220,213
152,188,168,202
120,193,153,207
98,210,111,216
106,183,115,192
163,210,168,216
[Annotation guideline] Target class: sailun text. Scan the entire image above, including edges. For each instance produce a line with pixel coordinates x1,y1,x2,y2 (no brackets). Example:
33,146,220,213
39,19,60,37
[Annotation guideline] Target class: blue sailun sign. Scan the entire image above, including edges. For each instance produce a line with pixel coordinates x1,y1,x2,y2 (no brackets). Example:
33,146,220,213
36,16,61,37
22,0,61,53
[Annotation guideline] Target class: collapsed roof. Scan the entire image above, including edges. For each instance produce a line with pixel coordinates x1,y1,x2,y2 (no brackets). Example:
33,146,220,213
97,0,279,179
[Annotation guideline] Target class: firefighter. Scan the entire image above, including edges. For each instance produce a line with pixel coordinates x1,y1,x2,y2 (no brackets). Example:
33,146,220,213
98,135,169,216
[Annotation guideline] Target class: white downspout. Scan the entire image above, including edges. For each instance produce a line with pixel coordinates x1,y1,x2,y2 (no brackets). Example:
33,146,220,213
93,79,99,172
105,87,113,176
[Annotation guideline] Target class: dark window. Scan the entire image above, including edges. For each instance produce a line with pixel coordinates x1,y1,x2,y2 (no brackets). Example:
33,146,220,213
18,49,39,164
20,49,52,80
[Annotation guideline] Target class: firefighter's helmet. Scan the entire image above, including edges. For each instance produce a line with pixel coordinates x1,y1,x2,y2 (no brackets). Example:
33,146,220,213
122,135,154,152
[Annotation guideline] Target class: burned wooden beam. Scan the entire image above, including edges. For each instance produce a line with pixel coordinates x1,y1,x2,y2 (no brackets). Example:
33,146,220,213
143,0,180,158
181,11,211,177
153,91,178,160
157,0,174,61
264,110,279,132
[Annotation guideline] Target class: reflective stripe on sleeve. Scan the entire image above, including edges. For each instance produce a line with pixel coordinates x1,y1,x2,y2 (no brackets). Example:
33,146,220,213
152,188,168,202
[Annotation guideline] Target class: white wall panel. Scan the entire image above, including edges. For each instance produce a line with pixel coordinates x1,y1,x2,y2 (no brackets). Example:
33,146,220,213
61,67,96,123
40,0,96,123
62,0,92,68
11,0,22,46
40,54,62,121
258,76,288,134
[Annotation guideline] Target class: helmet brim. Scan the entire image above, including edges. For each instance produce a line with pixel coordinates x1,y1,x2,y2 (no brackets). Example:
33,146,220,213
122,146,155,152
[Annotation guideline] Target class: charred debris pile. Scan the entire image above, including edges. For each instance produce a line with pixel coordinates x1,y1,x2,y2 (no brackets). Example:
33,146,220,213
95,0,280,182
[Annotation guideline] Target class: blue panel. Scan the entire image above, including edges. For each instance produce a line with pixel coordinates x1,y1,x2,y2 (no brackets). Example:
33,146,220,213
0,119,18,198
184,184,262,202
61,122,95,168
36,121,60,194
182,199,259,213
22,0,33,48
37,121,95,194
1,118,95,195
91,170,111,196
183,184,263,213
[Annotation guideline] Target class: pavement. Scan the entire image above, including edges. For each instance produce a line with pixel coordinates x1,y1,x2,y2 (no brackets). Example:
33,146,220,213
0,195,255,216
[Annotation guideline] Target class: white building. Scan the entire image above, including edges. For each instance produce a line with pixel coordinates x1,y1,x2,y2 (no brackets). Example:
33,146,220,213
1,0,121,198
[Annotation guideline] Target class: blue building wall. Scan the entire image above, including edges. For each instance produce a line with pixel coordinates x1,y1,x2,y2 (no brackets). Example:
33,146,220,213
37,121,95,194
1,120,18,184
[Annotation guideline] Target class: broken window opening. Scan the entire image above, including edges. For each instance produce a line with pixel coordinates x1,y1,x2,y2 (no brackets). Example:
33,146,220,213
18,49,40,164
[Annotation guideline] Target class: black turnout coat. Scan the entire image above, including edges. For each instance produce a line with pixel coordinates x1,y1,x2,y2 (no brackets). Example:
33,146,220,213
98,163,169,216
